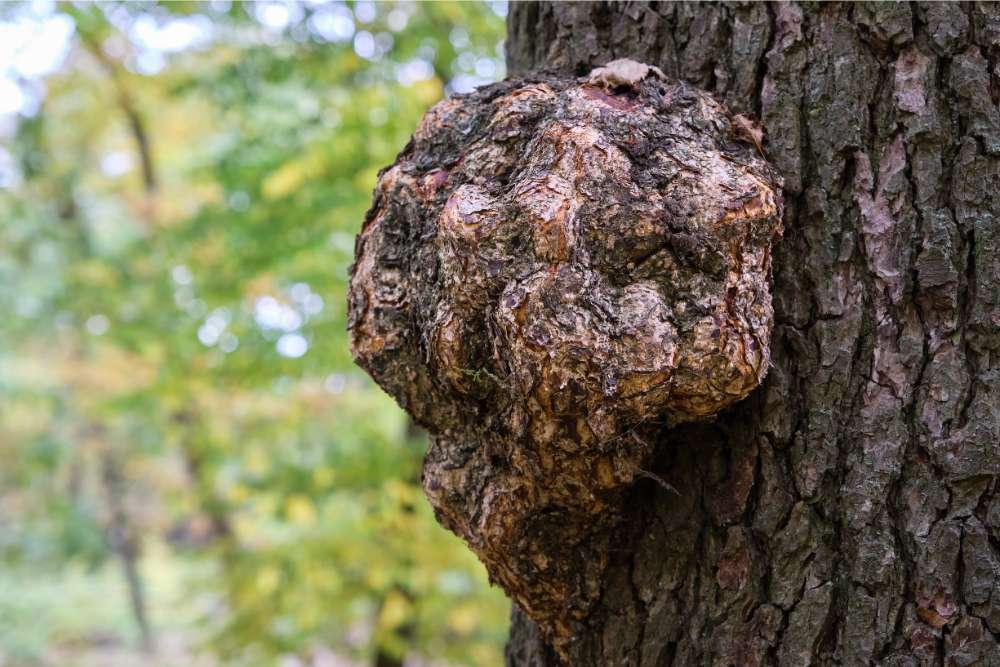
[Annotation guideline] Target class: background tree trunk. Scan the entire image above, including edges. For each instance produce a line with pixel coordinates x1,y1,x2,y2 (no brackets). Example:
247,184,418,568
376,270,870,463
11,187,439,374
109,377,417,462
504,2,1000,665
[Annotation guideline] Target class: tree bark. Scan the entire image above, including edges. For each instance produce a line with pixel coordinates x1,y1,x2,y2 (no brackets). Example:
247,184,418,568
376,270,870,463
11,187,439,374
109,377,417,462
505,2,1000,665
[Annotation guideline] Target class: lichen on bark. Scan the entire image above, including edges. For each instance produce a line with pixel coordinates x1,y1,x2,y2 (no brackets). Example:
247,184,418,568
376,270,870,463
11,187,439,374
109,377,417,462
348,59,782,656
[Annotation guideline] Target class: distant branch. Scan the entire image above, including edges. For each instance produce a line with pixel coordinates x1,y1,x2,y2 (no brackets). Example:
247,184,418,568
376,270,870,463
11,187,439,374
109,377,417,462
77,27,157,194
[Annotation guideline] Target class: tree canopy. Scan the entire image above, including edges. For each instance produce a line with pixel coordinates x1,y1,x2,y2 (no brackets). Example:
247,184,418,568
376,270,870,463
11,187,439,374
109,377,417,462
0,2,509,665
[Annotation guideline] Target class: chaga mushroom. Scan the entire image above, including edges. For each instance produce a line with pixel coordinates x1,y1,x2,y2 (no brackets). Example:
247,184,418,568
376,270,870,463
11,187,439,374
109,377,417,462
349,59,783,657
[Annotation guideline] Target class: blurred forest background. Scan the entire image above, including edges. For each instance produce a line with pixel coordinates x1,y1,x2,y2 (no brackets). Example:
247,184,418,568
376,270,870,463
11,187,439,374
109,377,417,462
0,2,509,666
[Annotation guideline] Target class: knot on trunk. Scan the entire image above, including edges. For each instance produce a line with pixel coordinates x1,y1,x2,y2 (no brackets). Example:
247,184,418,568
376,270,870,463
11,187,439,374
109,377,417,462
349,59,783,657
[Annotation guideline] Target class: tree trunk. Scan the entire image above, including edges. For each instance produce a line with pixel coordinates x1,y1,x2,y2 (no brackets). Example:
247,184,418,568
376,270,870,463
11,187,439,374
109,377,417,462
504,2,1000,665
101,448,155,653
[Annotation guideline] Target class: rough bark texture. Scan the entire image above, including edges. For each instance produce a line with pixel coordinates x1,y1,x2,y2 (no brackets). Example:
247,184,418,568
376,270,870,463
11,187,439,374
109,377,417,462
500,2,1000,666
349,59,782,657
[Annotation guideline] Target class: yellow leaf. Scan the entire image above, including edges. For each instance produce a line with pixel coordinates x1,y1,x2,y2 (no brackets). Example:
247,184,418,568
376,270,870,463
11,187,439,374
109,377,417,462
385,479,416,504
447,601,480,636
377,590,411,632
285,493,317,526
353,166,381,192
256,566,282,595
262,150,327,200
313,466,335,487
226,482,250,502
471,643,500,667
411,78,443,107
245,447,269,476
232,515,257,541
365,565,389,590
262,160,308,200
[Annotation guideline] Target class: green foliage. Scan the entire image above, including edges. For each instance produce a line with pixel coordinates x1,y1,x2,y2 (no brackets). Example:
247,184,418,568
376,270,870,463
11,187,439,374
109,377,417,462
0,2,509,665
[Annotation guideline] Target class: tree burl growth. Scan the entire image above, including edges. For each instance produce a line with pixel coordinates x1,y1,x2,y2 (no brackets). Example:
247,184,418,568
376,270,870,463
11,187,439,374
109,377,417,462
349,60,783,657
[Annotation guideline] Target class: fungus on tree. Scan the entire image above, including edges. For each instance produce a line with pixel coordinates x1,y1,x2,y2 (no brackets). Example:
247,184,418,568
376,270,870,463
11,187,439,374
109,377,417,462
349,59,783,657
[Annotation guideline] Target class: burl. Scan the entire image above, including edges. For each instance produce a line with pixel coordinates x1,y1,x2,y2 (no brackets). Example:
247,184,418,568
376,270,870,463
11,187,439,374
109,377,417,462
349,59,783,658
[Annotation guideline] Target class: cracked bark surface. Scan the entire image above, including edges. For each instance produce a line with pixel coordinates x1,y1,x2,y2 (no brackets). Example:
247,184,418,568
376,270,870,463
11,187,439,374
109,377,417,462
502,2,1000,665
